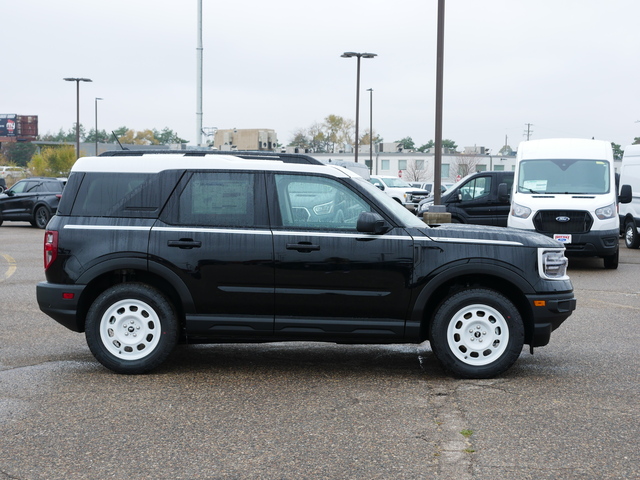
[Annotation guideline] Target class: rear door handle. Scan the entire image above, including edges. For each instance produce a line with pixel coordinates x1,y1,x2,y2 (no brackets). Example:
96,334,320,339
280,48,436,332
168,239,202,249
286,242,320,252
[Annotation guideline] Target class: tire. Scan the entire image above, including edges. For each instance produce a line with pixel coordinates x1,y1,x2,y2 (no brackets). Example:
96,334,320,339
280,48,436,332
429,288,524,379
624,220,640,249
33,206,51,229
603,248,619,269
85,283,179,374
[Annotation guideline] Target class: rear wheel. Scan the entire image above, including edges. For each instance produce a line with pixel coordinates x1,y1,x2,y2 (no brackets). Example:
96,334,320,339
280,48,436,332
32,206,51,229
625,220,640,249
85,283,179,374
429,288,524,379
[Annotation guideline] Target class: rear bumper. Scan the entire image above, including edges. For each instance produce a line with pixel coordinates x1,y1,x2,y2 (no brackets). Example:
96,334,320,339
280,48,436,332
36,281,86,332
526,291,577,347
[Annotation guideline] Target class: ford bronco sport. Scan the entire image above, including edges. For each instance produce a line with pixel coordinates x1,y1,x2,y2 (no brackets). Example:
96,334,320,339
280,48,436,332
36,151,576,378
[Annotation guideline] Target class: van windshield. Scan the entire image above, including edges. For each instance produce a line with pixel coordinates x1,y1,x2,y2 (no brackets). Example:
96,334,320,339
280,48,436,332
517,159,610,194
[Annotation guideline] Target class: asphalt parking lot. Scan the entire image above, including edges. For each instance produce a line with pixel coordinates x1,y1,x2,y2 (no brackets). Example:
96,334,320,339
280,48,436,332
1,223,638,480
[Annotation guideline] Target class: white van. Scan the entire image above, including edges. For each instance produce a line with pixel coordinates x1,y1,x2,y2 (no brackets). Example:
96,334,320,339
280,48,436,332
619,144,640,248
508,138,631,269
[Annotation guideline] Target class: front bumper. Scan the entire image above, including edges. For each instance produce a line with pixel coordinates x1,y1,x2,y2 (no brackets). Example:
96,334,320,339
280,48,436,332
526,291,577,347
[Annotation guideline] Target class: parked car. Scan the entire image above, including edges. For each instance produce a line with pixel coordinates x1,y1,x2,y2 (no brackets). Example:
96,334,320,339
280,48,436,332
417,171,514,226
0,166,27,187
369,175,430,211
0,177,65,228
409,181,453,195
36,150,576,379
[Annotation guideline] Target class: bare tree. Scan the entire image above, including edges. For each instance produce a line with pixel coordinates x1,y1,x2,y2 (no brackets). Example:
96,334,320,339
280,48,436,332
403,159,432,182
452,155,483,178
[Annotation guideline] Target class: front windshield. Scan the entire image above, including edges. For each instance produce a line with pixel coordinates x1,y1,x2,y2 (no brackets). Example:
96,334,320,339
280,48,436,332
355,178,426,228
381,177,411,188
517,159,610,194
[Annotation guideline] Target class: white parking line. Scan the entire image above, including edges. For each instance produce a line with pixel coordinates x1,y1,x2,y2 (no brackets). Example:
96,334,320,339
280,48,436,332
0,254,17,282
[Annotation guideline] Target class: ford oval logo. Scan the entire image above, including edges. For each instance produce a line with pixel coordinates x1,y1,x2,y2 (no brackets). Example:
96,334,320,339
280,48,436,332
556,216,571,223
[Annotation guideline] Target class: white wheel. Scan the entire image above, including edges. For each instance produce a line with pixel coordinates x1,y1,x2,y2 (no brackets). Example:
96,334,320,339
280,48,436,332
446,304,509,366
430,288,524,378
99,298,162,361
86,283,179,373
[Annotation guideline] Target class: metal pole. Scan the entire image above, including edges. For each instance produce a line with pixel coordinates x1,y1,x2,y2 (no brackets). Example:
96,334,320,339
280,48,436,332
95,97,103,156
434,0,445,205
64,78,92,159
196,0,203,146
354,56,361,163
367,88,373,174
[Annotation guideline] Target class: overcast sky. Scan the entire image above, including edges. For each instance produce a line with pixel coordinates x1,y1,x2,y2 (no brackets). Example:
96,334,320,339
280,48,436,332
3,0,640,153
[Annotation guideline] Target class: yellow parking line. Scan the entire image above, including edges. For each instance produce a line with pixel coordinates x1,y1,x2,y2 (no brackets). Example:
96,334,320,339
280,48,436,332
1,254,17,282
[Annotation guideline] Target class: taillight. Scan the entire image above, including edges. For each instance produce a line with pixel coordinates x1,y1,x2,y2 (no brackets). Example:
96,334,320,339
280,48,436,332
44,230,58,270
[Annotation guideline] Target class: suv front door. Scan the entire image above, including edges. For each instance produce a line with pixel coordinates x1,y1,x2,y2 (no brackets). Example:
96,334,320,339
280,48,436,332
269,173,414,341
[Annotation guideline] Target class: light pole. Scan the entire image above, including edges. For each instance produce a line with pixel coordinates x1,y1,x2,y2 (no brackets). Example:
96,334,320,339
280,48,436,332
64,77,92,158
95,97,103,156
341,52,376,163
367,88,373,174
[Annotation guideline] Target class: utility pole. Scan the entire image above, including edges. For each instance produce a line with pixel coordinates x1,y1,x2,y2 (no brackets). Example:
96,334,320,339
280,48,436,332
524,123,534,140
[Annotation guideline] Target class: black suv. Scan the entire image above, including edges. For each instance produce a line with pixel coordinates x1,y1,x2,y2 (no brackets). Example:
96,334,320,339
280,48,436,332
0,177,65,228
36,151,576,378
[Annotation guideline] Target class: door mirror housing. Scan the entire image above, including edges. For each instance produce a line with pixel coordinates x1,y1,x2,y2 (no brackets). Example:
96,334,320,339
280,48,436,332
619,184,632,204
497,182,510,203
357,212,391,235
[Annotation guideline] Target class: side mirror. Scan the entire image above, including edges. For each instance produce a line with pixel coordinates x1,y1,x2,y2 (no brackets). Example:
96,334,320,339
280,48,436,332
374,183,385,191
357,211,391,235
497,182,510,203
619,184,632,204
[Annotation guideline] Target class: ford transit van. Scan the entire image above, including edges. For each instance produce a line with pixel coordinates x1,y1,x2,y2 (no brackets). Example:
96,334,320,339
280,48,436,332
508,138,630,269
619,144,640,248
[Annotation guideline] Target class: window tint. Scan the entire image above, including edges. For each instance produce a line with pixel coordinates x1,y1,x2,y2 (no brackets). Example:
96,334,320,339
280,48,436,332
274,174,370,230
71,173,158,217
10,180,35,194
173,172,259,227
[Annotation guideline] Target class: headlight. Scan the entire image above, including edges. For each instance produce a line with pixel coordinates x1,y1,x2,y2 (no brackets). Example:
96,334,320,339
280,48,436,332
511,202,532,219
595,203,615,220
538,248,569,280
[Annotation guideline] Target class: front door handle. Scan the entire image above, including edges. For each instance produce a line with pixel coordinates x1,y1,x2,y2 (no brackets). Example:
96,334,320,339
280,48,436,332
168,239,202,249
286,242,320,252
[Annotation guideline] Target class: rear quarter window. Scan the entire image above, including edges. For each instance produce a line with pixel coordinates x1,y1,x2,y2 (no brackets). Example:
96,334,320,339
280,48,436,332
64,171,184,218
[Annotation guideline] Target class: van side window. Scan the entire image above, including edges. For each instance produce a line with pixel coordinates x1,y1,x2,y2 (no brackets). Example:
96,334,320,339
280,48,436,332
274,174,370,230
460,176,492,201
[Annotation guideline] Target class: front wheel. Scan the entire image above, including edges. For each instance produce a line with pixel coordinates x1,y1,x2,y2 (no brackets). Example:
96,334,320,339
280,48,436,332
85,283,179,374
429,288,524,379
603,249,619,269
625,221,640,249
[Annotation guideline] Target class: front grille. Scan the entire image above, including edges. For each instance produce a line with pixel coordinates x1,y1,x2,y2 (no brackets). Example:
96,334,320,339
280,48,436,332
533,210,593,234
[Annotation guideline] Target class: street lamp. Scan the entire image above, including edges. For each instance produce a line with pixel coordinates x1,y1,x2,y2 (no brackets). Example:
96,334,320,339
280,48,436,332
367,88,373,174
341,52,376,163
95,97,103,156
63,77,92,158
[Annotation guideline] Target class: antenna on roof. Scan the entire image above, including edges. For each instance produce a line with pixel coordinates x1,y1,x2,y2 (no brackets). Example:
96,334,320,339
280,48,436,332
112,131,128,150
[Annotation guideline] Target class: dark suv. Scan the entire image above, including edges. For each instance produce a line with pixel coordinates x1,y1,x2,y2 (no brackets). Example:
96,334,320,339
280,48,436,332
0,177,65,228
36,151,576,379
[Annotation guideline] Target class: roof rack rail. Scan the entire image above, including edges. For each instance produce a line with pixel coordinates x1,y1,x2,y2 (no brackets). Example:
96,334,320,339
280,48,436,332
98,150,323,165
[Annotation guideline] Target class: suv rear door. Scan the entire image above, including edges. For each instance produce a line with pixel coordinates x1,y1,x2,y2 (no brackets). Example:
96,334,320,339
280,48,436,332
150,171,275,337
268,173,414,341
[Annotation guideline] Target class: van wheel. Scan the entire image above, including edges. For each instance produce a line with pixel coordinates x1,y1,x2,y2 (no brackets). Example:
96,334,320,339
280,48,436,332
625,221,640,249
429,288,524,379
603,249,619,269
85,283,179,374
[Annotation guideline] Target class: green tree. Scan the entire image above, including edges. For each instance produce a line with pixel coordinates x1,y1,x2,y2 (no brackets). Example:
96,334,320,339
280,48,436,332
28,146,76,177
612,143,623,161
1,142,37,167
418,140,435,152
417,139,458,152
84,129,111,144
153,127,187,144
288,129,311,149
633,137,640,145
395,137,415,150
359,129,383,146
